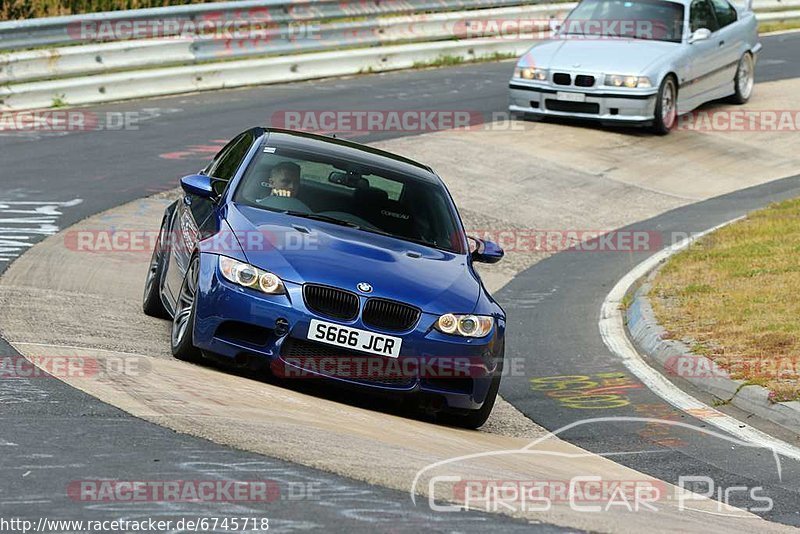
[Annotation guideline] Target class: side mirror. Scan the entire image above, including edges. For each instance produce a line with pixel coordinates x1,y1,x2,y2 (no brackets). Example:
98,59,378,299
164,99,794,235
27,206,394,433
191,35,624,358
180,174,215,199
689,28,711,43
469,236,504,264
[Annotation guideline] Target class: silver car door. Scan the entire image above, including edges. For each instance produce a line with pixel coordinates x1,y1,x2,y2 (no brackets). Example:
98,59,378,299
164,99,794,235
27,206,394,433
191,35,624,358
682,0,723,105
709,0,745,89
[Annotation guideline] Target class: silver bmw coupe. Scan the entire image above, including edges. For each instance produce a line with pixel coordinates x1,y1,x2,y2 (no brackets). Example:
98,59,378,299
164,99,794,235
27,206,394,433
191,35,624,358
508,0,761,134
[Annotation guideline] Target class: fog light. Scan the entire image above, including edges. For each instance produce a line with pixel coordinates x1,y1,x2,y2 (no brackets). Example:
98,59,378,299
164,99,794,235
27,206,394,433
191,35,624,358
275,318,289,336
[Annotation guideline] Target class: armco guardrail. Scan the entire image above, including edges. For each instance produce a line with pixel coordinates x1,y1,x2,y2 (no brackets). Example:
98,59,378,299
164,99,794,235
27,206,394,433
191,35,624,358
0,38,541,111
0,0,537,50
0,4,568,84
0,0,797,111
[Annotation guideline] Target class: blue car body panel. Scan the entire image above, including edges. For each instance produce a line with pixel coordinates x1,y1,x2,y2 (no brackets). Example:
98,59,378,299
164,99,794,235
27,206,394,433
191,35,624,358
158,128,505,411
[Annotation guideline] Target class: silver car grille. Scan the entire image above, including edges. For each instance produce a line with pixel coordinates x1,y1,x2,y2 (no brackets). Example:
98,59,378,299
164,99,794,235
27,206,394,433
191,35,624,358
552,72,596,88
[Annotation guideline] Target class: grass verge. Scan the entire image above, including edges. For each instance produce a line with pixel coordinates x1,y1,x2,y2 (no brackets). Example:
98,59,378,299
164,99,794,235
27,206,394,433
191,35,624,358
411,52,516,69
651,197,800,402
760,20,800,34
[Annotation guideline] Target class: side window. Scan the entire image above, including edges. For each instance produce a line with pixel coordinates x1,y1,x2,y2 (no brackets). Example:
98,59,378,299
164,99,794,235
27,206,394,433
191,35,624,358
690,0,720,32
207,132,254,183
710,0,737,28
187,132,252,232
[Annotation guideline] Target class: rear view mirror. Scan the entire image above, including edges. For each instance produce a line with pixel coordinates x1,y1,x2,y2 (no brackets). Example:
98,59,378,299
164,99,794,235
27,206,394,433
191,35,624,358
329,171,368,188
328,171,348,185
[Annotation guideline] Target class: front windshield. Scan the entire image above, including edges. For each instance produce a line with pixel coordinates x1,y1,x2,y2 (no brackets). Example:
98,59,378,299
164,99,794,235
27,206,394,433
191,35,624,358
562,0,685,43
233,145,465,254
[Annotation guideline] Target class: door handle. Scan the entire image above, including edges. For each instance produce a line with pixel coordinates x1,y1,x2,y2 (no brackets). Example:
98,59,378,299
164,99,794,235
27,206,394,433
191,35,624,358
718,40,725,47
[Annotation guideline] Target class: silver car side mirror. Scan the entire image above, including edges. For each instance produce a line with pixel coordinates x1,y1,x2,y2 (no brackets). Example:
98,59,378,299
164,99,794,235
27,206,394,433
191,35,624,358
689,28,712,43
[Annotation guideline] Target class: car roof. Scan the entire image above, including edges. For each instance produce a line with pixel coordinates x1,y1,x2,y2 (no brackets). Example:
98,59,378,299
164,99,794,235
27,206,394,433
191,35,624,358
643,0,691,6
260,128,440,184
578,0,691,6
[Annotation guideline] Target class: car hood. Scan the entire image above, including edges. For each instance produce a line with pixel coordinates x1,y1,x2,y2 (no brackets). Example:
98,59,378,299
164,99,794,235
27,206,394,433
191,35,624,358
224,203,481,315
522,38,677,74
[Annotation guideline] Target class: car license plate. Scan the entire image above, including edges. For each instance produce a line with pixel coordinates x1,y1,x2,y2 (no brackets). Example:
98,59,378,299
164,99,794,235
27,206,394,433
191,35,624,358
556,91,586,103
307,319,402,358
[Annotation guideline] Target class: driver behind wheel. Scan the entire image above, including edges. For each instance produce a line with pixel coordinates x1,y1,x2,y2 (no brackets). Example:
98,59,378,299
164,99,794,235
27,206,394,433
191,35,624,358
267,161,301,197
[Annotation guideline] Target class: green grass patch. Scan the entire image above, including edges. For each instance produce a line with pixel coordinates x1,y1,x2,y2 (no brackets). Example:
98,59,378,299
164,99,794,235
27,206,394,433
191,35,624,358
651,197,800,402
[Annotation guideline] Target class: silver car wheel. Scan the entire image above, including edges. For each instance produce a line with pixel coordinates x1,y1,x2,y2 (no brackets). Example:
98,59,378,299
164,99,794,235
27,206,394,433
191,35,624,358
738,53,754,100
661,78,677,129
171,258,198,347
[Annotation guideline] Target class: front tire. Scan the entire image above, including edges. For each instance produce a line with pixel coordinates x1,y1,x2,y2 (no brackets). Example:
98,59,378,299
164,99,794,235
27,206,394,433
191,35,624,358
729,52,755,104
171,255,202,362
652,75,678,135
439,360,503,430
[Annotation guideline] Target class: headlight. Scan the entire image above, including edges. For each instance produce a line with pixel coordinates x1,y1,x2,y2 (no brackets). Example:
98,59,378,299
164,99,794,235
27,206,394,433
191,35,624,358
435,313,494,338
605,75,652,88
219,256,285,294
514,67,548,81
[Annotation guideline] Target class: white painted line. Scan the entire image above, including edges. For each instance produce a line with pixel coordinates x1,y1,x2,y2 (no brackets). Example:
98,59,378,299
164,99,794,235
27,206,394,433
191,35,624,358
599,217,800,463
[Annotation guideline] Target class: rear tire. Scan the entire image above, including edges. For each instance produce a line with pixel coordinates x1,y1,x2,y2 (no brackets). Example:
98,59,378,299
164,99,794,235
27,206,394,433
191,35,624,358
729,52,754,105
651,75,678,135
142,214,170,319
171,255,202,362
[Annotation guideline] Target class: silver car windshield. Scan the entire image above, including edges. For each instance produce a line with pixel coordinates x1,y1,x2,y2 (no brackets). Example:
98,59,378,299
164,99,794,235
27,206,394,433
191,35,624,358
562,0,685,43
233,146,465,254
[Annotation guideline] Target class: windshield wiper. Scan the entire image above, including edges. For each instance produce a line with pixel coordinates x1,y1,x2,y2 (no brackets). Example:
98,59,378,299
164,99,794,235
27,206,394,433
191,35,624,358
280,210,362,229
619,33,654,41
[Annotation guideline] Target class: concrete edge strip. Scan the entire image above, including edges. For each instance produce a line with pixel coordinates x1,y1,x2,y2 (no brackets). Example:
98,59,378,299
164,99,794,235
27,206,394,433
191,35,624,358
599,217,800,463
627,278,800,435
624,224,800,434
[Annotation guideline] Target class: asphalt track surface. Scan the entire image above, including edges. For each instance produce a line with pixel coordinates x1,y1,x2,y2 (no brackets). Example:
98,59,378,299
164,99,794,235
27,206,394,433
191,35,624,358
1,31,799,529
498,176,800,526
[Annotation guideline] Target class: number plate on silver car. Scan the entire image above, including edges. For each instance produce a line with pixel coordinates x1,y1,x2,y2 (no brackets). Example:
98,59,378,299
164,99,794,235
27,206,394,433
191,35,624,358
556,91,586,102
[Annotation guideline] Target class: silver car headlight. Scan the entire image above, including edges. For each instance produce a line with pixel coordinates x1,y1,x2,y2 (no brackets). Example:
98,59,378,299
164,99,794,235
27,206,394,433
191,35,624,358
514,67,548,81
605,75,652,88
435,313,494,338
219,256,285,294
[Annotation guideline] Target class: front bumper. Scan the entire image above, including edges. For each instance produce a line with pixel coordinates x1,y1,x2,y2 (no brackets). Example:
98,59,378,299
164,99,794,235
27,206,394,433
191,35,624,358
192,253,504,411
509,81,658,123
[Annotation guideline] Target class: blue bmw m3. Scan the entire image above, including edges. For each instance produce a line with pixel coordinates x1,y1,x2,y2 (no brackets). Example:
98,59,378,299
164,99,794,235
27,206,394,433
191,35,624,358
143,128,506,428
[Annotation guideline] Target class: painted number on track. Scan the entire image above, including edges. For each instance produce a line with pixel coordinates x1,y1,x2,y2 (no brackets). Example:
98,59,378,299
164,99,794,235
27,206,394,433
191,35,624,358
530,373,642,410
